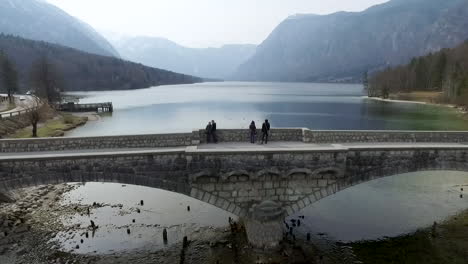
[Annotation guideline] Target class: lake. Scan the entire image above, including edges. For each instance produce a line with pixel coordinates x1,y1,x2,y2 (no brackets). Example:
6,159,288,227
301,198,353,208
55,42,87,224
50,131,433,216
67,82,468,137
59,82,468,253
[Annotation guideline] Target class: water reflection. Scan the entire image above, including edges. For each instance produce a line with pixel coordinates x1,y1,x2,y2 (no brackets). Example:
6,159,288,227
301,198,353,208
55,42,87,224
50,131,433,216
290,171,468,242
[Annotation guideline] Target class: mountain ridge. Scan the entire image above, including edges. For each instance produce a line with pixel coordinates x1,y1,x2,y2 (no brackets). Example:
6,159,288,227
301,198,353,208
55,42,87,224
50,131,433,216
234,0,468,82
0,0,119,57
110,35,256,80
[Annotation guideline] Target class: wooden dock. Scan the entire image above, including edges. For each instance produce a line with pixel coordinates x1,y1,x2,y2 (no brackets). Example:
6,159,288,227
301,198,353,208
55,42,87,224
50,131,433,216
58,102,113,113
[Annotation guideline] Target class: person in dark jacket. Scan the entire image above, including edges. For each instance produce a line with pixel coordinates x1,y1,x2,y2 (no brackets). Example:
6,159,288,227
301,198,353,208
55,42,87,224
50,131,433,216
249,121,257,144
261,119,271,144
205,121,212,143
211,120,218,143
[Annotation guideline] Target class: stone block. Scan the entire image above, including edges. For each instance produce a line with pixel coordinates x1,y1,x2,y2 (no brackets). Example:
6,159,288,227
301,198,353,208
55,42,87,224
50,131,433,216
263,181,273,189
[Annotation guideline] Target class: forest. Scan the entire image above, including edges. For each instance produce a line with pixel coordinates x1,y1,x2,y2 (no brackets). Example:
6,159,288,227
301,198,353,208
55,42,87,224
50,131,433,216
0,34,202,92
367,40,468,107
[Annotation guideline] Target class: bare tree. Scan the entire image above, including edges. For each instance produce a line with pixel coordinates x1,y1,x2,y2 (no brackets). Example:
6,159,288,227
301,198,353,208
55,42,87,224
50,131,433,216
0,51,18,104
30,56,64,105
26,96,52,138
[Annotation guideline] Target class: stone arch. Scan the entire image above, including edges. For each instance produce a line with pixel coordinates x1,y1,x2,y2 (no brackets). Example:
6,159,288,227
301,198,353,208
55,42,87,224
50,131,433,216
221,170,252,182
285,168,468,217
255,168,282,181
189,170,218,183
286,168,312,180
312,167,344,179
0,170,247,218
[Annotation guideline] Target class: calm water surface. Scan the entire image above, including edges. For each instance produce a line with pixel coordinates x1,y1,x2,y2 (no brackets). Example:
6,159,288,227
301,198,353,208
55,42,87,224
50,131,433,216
67,82,468,137
59,82,468,253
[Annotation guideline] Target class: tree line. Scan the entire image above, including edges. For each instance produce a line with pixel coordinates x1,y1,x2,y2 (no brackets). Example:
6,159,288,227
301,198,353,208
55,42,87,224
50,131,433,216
365,40,468,107
0,51,64,137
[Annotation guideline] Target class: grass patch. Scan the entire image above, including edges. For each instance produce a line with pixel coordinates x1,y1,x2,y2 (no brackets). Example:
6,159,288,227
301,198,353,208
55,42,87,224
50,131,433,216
10,113,88,138
352,210,468,264
389,91,443,103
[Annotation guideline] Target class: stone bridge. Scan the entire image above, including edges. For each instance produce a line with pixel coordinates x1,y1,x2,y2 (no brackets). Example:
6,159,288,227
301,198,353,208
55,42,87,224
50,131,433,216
1,129,468,248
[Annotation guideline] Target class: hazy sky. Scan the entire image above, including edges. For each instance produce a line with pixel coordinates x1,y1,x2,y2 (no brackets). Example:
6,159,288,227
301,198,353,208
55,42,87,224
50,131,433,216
47,0,389,48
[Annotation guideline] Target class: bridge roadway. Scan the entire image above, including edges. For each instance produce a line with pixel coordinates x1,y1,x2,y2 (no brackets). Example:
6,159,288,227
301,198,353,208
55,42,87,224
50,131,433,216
1,141,467,159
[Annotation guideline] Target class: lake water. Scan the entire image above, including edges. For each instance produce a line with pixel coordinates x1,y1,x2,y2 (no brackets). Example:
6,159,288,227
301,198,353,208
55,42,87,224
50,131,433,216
67,82,468,137
59,82,468,253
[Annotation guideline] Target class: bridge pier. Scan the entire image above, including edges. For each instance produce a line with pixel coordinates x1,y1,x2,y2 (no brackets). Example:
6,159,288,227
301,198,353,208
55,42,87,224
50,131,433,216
244,201,285,250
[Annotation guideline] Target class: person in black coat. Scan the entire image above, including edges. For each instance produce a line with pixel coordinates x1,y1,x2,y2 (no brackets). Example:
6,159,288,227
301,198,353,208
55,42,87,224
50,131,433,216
261,119,271,144
205,121,212,143
211,120,218,143
249,121,257,144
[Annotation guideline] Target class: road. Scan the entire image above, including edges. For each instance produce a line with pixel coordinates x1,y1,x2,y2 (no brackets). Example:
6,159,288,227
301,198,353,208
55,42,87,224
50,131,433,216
0,94,36,116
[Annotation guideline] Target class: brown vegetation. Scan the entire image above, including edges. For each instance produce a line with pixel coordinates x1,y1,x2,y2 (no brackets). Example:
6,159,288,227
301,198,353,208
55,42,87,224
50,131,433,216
367,40,468,108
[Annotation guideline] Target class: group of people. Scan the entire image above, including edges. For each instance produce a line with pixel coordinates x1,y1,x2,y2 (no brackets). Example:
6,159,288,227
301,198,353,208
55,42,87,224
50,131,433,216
204,119,271,144
249,119,270,144
205,120,218,143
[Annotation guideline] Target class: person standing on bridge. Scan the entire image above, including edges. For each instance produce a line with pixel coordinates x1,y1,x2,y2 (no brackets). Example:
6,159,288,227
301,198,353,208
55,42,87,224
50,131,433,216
261,119,271,144
211,120,218,143
249,121,257,144
205,121,212,143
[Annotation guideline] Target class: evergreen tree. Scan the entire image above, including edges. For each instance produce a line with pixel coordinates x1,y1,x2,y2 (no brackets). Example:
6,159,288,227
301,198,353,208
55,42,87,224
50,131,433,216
363,71,370,96
0,52,19,104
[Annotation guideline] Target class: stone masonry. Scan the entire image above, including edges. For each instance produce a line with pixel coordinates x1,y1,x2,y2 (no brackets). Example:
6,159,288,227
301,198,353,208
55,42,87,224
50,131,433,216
2,129,468,248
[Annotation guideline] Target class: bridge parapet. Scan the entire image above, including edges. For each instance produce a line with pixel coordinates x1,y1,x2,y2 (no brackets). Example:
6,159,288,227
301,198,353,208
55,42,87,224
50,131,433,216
4,129,468,153
304,130,468,144
0,133,193,153
197,128,304,144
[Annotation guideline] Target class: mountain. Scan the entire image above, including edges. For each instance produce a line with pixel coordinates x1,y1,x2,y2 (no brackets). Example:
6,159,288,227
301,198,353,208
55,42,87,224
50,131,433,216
0,0,118,57
110,36,256,79
234,0,468,82
0,34,202,91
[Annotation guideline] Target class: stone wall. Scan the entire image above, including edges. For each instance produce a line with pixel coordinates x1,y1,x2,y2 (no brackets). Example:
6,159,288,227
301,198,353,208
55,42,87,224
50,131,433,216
4,128,468,153
0,150,190,194
188,149,346,216
197,128,304,144
304,130,468,144
0,133,193,153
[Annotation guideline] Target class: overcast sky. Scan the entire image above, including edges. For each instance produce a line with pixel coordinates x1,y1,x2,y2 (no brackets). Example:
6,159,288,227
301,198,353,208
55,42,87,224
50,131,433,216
47,0,389,48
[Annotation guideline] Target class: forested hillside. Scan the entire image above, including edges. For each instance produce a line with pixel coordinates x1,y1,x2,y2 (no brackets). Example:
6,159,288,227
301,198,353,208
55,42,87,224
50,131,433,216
0,34,202,92
368,40,468,107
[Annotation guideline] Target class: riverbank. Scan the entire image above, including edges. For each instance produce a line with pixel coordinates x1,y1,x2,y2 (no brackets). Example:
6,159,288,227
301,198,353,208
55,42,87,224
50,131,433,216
366,91,467,113
6,112,89,138
0,184,324,264
1,183,466,263
351,208,468,263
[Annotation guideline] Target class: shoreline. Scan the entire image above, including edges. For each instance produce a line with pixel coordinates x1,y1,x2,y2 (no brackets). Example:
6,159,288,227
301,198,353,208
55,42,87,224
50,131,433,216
3,111,100,139
364,96,468,115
